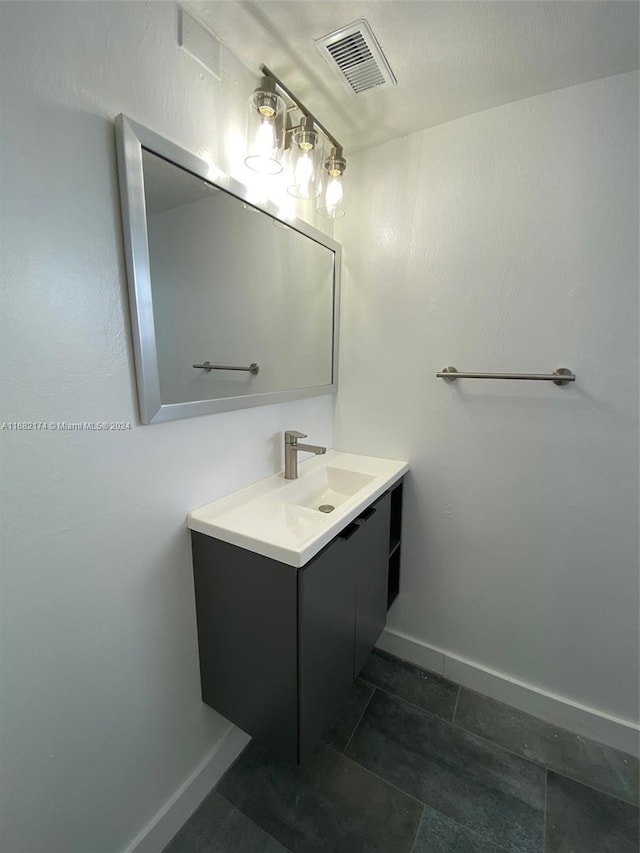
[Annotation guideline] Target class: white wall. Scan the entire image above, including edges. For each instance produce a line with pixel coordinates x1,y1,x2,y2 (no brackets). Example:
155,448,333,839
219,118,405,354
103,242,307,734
0,4,333,852
336,72,639,737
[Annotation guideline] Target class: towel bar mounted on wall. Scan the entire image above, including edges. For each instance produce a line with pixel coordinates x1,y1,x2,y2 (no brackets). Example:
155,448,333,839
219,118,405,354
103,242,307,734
437,367,575,386
193,361,260,375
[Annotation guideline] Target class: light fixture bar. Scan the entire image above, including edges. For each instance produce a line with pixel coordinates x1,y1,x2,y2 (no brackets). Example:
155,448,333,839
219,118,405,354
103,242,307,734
260,63,342,151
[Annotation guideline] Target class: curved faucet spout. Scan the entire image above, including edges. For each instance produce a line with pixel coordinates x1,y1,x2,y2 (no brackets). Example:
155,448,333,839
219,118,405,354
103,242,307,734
296,443,327,455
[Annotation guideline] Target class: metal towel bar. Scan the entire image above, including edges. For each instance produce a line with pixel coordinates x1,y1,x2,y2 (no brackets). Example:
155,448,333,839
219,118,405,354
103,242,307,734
193,361,260,375
437,367,575,386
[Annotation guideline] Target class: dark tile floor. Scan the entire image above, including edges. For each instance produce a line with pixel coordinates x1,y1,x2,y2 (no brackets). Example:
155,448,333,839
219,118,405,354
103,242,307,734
165,649,639,853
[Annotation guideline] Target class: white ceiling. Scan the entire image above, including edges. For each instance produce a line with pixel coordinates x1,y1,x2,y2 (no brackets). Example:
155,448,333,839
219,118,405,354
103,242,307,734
188,0,639,154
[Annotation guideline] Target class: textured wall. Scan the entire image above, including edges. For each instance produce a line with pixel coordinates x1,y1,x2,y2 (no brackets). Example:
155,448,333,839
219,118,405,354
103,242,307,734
0,3,333,852
336,72,639,725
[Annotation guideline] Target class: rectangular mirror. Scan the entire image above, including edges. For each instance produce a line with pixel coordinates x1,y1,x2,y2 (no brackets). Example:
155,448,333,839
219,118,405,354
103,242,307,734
115,115,340,424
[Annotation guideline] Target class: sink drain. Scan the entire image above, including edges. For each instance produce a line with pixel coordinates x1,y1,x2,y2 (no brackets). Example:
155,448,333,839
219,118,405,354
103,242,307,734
318,504,335,513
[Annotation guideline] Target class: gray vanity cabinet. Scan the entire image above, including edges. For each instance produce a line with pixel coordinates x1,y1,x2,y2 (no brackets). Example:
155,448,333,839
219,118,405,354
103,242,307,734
191,480,403,764
298,525,357,761
353,492,392,676
190,536,299,759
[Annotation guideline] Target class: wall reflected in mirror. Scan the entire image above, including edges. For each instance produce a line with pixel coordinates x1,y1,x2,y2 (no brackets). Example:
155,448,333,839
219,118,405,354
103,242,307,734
142,149,335,406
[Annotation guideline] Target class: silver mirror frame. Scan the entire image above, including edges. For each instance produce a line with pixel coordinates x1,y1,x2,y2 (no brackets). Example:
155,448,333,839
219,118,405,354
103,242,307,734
114,114,341,425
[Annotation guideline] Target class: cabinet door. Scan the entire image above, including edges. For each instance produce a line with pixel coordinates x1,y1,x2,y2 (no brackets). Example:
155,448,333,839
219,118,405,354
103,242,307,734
354,491,392,676
191,534,299,762
298,525,358,762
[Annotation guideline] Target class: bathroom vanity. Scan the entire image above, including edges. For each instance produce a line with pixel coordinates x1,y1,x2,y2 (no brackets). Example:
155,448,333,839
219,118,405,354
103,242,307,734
188,451,407,762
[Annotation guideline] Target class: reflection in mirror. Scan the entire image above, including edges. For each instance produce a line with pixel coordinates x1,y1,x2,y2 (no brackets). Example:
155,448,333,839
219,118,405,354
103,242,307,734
115,115,340,424
142,150,335,405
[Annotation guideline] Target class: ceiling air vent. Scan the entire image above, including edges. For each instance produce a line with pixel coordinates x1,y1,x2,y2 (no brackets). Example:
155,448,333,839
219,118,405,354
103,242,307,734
314,19,397,95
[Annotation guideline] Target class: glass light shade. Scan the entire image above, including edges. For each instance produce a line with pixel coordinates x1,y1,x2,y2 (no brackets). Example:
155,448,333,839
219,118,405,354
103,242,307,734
287,122,323,199
317,146,346,218
316,175,345,218
244,83,286,175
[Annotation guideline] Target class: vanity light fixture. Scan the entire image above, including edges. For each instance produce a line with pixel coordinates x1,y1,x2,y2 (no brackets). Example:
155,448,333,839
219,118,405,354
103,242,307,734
244,75,286,174
245,65,348,216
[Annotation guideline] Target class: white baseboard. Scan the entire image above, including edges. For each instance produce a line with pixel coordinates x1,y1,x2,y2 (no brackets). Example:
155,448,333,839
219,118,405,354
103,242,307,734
376,628,640,757
124,725,251,853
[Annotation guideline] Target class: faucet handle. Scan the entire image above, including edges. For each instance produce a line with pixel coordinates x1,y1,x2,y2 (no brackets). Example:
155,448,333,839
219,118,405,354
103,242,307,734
285,430,307,444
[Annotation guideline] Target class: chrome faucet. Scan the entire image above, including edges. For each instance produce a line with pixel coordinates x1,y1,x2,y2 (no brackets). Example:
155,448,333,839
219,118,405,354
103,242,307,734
284,430,326,479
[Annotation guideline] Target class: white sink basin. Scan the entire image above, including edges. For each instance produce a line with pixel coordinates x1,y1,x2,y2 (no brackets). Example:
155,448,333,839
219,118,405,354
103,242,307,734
285,466,376,512
187,450,408,567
